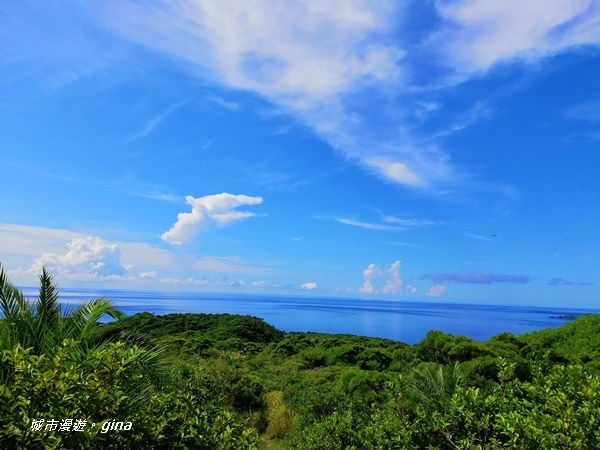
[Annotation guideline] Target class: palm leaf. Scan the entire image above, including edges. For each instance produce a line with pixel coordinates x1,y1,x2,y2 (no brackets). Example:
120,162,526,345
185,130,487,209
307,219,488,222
1,263,170,391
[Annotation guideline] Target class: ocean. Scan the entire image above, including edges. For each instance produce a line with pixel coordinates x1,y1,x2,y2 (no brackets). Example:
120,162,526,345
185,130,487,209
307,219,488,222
25,288,600,345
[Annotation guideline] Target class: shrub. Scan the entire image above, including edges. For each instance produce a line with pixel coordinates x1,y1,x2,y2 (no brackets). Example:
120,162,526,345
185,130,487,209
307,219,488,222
0,341,259,449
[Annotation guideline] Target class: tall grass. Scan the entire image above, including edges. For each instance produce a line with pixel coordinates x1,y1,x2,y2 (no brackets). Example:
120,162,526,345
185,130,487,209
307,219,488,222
264,390,298,439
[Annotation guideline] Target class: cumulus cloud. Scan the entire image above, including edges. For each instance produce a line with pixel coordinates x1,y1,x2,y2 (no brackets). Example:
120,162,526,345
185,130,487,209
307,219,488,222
426,285,447,297
31,236,127,279
382,260,402,294
161,192,263,245
360,260,403,294
421,271,530,284
300,282,318,290
406,284,418,294
360,263,382,293
1,223,275,288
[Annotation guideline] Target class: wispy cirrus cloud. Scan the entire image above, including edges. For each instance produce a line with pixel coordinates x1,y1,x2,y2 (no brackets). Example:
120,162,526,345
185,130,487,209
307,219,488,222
463,232,494,241
5,162,180,204
434,0,600,74
336,218,403,232
566,98,600,122
94,0,600,193
123,100,188,145
421,271,530,284
384,215,443,227
7,1,600,193
96,1,459,191
335,213,442,232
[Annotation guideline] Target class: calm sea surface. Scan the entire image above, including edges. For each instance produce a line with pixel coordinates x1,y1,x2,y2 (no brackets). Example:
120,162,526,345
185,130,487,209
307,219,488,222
24,288,600,345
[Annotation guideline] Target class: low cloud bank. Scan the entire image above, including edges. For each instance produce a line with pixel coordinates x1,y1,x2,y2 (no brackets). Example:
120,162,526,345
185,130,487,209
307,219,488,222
421,271,530,284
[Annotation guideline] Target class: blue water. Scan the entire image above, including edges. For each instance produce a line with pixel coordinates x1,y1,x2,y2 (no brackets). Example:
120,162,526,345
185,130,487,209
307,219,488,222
22,288,600,345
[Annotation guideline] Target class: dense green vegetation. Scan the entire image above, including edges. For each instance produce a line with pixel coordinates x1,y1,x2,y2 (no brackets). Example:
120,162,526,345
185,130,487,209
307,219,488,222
0,266,258,449
2,266,600,448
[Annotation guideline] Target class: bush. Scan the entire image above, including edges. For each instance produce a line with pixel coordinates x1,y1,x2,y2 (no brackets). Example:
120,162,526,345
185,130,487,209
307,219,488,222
0,341,259,449
356,347,392,370
299,347,327,369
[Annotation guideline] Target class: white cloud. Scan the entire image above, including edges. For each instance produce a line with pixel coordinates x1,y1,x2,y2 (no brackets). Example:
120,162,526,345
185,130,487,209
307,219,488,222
406,284,418,294
366,157,424,187
300,281,318,290
384,216,440,227
360,260,405,294
161,192,263,245
31,236,126,279
382,260,402,294
0,223,275,286
123,100,188,145
336,218,403,231
98,1,459,190
435,0,600,73
102,1,401,104
84,1,597,192
7,1,600,195
360,263,382,293
567,98,600,122
0,223,83,257
139,271,157,278
426,285,447,297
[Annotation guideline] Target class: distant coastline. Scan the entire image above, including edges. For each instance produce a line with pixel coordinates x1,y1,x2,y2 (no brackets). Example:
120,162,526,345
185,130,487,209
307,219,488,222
549,314,578,320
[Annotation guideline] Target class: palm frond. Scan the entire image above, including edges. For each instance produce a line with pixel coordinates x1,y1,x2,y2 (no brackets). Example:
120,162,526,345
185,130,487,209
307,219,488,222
32,267,63,355
0,264,26,320
63,297,124,342
0,264,37,351
1,263,170,392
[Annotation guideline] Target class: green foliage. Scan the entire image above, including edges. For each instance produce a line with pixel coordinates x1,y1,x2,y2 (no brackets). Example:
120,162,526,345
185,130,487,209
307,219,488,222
356,347,392,370
335,369,390,405
292,385,348,424
518,314,600,370
102,312,284,345
0,265,123,362
299,346,328,369
0,341,258,449
4,264,600,449
416,330,489,364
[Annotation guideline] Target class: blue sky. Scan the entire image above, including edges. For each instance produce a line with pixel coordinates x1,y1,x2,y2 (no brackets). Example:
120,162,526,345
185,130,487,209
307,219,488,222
1,0,599,307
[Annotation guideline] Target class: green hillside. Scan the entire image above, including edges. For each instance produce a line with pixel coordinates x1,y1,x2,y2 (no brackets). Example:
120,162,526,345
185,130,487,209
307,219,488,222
3,275,600,449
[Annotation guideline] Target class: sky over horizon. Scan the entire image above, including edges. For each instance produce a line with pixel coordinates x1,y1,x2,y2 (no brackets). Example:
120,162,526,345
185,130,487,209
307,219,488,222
1,0,599,307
